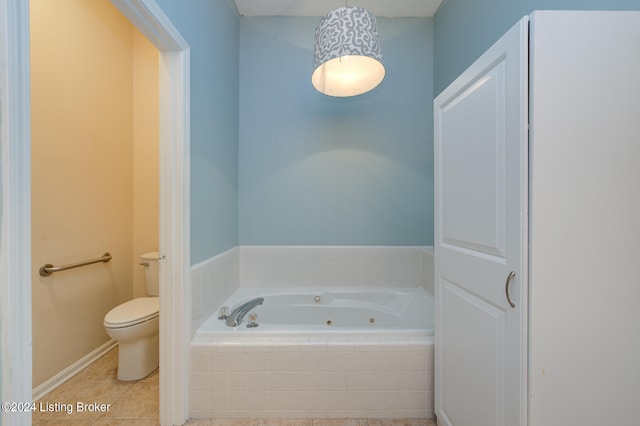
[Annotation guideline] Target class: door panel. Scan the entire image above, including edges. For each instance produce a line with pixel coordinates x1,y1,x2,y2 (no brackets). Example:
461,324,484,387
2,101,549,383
441,62,506,260
434,17,528,426
442,279,506,426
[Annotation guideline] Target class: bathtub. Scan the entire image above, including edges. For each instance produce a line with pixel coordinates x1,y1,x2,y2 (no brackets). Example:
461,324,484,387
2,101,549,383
194,287,433,339
190,286,434,419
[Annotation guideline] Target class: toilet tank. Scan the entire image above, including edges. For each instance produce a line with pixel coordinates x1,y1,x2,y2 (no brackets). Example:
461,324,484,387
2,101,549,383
140,251,160,296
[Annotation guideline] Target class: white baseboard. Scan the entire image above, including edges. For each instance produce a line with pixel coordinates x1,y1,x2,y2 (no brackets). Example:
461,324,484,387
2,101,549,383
32,339,117,402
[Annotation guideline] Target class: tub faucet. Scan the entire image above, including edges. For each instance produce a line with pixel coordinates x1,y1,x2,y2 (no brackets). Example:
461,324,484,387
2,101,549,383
225,297,264,327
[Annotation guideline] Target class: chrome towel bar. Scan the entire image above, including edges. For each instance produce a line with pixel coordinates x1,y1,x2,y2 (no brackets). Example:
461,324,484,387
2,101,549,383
39,252,112,277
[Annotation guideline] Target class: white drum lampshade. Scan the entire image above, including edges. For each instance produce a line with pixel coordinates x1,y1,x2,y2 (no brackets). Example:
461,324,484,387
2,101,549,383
312,7,385,97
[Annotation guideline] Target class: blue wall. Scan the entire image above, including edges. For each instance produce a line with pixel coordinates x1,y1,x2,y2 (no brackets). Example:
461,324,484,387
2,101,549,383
434,0,640,96
155,0,240,263
151,2,435,259
239,17,434,246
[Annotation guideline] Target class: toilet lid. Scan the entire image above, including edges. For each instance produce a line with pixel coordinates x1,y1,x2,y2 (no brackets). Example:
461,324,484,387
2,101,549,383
104,297,159,328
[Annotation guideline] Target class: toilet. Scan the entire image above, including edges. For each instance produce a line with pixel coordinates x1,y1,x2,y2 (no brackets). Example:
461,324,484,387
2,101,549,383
104,252,160,381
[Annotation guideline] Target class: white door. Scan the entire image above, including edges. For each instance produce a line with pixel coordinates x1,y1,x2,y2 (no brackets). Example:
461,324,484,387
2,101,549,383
434,17,528,426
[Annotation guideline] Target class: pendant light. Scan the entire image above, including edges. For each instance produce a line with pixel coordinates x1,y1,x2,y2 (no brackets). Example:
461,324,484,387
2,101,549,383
312,6,385,97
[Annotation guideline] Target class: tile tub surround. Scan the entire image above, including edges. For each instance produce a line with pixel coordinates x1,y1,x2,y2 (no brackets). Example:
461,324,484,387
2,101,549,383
189,337,434,419
239,246,434,290
191,246,434,336
192,247,240,335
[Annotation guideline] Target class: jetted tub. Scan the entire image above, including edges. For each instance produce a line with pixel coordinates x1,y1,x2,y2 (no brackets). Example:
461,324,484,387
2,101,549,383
194,287,434,338
190,287,435,419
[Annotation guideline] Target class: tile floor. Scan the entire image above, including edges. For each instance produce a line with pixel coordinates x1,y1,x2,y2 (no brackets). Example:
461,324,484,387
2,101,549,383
33,347,158,425
34,347,437,426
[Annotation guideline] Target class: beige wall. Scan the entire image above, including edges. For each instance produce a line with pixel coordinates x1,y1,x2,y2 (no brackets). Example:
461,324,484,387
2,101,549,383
133,30,160,298
30,0,158,388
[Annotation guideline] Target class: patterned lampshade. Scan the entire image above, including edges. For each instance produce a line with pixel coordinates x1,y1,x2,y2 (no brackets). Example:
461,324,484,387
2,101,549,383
312,7,385,97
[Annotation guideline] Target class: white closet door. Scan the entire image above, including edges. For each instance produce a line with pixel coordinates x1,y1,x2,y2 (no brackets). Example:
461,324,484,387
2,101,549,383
434,17,528,426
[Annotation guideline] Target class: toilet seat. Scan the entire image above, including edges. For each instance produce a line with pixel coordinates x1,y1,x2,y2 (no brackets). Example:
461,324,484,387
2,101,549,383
104,297,159,329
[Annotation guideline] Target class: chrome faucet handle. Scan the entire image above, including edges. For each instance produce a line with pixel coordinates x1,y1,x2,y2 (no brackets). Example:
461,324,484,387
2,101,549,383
218,306,230,320
246,312,259,328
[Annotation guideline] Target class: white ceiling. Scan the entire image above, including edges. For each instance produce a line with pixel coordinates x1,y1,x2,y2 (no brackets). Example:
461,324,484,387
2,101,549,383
234,0,443,17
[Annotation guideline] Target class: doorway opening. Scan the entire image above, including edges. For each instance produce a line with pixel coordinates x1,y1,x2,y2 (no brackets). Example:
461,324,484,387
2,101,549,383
30,0,161,396
0,0,190,424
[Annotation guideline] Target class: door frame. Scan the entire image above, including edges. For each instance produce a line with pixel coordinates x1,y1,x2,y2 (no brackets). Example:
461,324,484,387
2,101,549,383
0,1,191,424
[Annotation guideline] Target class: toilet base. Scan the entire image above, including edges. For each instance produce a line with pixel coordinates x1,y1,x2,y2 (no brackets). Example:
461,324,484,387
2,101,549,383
116,334,159,381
